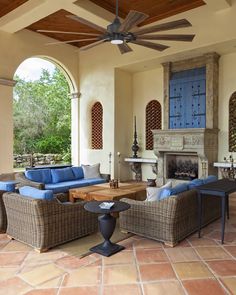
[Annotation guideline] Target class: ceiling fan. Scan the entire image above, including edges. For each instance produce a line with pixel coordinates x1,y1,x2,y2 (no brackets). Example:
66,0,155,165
37,0,195,54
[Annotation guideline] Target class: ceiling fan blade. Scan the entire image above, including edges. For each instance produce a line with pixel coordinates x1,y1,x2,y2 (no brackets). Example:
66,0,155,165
131,19,192,35
131,40,169,51
67,15,106,34
117,43,133,54
80,39,106,51
37,30,101,36
136,34,195,42
119,10,149,32
46,38,99,45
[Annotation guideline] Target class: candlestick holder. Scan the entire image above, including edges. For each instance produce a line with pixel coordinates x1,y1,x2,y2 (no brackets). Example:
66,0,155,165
132,116,139,158
117,152,121,182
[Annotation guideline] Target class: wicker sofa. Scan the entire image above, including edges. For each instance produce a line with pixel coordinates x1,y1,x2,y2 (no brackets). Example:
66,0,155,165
3,192,98,252
15,168,109,193
120,189,221,247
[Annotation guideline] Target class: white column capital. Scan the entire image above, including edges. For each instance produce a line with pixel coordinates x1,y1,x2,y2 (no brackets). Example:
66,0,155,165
70,92,81,99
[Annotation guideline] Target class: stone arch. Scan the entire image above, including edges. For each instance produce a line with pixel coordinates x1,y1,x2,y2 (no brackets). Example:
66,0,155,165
12,56,79,166
229,91,236,152
145,100,162,150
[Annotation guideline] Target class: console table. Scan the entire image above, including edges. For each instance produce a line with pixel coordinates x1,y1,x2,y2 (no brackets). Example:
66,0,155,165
214,162,236,178
124,157,158,181
197,179,236,244
25,164,72,170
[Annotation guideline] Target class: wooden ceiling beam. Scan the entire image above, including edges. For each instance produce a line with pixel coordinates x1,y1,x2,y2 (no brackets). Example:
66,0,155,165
63,0,115,30
204,0,231,11
0,0,79,33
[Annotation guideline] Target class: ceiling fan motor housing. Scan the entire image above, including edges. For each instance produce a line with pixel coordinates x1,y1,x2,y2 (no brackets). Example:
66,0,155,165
107,17,121,33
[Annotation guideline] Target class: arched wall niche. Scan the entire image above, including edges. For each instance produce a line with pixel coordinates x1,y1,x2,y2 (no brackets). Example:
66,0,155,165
91,101,103,150
145,99,162,150
229,91,236,152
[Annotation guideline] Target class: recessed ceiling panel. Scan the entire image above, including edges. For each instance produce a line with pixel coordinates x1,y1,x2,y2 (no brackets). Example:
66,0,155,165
89,0,205,25
0,0,29,18
27,10,101,48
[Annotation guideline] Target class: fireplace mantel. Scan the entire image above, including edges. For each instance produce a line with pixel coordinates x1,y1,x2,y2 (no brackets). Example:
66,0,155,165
153,128,218,155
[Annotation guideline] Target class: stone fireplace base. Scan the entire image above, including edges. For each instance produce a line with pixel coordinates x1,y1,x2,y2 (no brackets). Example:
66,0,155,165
166,153,198,180
152,128,218,186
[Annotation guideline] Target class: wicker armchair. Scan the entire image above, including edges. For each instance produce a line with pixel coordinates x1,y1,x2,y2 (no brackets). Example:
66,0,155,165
0,190,7,233
0,173,16,233
120,189,221,247
3,192,98,252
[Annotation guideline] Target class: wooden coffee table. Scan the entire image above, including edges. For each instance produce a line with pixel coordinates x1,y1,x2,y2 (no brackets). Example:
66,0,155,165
69,183,146,203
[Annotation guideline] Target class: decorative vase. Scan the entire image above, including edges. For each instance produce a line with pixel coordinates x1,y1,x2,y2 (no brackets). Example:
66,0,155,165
147,178,156,187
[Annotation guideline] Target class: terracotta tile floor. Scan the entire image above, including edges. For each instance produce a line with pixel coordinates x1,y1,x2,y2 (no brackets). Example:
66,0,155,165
1,216,236,295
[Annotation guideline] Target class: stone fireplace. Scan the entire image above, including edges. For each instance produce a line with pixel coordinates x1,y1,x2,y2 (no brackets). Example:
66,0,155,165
153,129,218,185
153,53,220,186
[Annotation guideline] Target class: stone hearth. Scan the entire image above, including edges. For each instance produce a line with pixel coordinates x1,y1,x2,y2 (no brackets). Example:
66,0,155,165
153,128,218,185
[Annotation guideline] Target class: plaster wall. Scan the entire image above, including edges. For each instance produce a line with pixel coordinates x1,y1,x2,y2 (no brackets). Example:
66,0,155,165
0,85,13,173
114,69,133,181
0,29,79,173
132,67,164,180
79,47,115,175
219,52,236,161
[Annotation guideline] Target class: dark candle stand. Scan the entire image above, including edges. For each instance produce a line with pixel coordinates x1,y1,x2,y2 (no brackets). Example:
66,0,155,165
132,116,139,158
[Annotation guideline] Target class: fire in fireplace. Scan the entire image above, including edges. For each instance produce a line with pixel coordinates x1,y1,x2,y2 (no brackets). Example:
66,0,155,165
166,154,198,180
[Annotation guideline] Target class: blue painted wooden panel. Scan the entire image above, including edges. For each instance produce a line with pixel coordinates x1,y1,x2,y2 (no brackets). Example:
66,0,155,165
169,67,206,129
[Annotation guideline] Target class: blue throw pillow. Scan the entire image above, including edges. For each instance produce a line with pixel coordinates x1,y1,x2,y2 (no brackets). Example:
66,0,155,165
0,181,16,192
159,182,189,199
25,169,52,184
72,166,84,179
19,186,53,200
203,175,218,184
188,178,204,190
51,167,75,183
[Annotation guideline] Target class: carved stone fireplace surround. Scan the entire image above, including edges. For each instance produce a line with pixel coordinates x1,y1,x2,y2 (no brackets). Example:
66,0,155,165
153,129,218,185
153,53,220,186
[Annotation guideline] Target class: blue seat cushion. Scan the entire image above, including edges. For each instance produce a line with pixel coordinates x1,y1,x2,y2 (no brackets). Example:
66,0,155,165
25,169,52,184
72,166,84,179
45,182,71,194
87,178,106,185
0,181,16,192
160,182,189,199
203,175,218,184
51,167,75,183
188,178,204,189
19,186,53,200
45,179,91,193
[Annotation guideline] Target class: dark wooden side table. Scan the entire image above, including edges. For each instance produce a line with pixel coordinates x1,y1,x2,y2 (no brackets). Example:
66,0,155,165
84,200,130,257
197,179,236,244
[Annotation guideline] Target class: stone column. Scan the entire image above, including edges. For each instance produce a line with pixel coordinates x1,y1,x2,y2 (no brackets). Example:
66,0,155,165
70,92,81,166
205,52,220,129
0,79,17,173
162,62,171,130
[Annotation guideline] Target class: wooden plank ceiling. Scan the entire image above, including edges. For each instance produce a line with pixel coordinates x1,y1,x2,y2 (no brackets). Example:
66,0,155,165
27,10,101,48
89,0,206,25
0,0,29,18
23,0,205,48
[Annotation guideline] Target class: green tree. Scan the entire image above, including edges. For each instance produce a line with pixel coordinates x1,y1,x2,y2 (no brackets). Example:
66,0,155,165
13,67,71,160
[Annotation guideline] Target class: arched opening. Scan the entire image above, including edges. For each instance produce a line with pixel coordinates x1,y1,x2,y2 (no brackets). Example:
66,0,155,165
229,91,236,152
145,100,162,150
13,57,76,168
